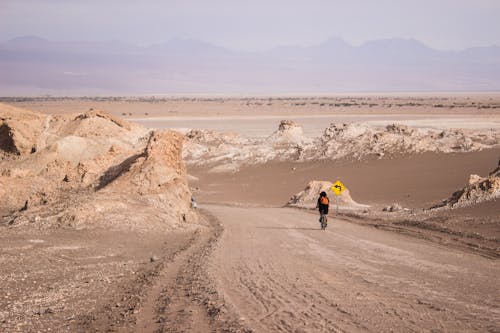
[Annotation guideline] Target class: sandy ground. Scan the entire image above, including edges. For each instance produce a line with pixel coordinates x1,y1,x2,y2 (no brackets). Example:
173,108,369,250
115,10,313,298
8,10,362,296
3,95,500,137
189,149,500,209
1,97,499,332
0,216,232,333
207,204,500,333
0,227,196,332
3,94,500,118
133,114,500,138
189,149,500,259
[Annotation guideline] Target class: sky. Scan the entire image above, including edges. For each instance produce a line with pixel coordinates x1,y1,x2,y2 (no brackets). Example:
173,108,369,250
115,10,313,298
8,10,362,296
1,0,500,51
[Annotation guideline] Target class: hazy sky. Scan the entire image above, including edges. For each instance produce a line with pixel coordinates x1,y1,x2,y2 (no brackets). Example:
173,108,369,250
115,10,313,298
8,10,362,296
1,0,499,50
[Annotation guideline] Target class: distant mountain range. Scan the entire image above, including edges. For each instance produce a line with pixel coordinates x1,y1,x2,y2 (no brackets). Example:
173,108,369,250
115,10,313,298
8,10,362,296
1,36,499,95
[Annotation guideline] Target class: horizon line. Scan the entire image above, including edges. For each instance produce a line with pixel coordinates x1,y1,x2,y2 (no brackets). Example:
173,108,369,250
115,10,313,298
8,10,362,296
2,35,499,52
2,91,500,99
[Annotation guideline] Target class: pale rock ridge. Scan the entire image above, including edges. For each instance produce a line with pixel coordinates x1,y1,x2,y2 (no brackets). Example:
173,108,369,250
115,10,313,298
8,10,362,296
317,123,499,160
183,120,500,172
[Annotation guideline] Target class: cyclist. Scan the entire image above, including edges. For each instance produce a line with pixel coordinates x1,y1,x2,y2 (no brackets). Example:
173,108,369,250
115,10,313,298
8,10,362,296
316,191,330,229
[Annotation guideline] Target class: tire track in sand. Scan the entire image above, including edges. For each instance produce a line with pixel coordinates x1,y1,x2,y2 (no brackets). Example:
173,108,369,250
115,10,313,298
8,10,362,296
133,229,212,333
133,210,253,333
206,204,500,333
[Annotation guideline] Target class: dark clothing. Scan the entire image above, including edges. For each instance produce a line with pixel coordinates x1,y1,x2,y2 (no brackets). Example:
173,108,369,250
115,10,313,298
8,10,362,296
317,197,329,215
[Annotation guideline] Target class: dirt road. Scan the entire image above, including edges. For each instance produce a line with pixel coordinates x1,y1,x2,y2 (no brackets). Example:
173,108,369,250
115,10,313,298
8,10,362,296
206,204,500,333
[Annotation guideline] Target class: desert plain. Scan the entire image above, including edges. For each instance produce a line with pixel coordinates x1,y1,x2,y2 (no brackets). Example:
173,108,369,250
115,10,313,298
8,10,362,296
0,94,499,332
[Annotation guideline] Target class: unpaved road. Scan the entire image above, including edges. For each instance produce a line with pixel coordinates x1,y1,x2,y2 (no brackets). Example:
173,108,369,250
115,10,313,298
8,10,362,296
206,204,500,333
2,205,498,333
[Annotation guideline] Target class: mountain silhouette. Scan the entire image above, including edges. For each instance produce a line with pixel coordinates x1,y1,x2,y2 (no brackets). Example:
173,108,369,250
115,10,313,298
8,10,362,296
1,36,499,94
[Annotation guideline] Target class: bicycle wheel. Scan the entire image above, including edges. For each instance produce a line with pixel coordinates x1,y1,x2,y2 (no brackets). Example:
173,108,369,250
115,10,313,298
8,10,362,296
320,214,326,230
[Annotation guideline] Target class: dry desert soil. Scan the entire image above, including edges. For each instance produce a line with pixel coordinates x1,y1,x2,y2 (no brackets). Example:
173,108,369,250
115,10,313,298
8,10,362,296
1,95,499,333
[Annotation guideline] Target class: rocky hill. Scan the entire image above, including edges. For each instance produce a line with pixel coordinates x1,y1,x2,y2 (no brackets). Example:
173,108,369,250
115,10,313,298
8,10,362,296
0,104,194,230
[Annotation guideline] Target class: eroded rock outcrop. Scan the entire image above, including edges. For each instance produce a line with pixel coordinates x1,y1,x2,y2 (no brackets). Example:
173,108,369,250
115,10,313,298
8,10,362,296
316,123,499,160
0,103,194,230
287,180,369,210
268,120,309,145
0,104,44,156
183,120,500,171
431,165,500,210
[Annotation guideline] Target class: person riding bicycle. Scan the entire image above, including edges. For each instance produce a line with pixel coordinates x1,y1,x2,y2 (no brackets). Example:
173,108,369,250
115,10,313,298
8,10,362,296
316,191,330,227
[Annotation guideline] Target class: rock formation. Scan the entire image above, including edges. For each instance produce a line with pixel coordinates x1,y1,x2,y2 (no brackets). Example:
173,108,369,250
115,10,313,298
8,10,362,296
268,120,310,145
0,104,45,156
0,103,194,230
431,165,500,210
287,180,369,210
316,123,499,160
183,120,500,171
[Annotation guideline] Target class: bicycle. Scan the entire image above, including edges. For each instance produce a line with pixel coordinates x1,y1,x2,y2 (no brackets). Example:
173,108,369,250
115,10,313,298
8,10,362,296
319,213,328,230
